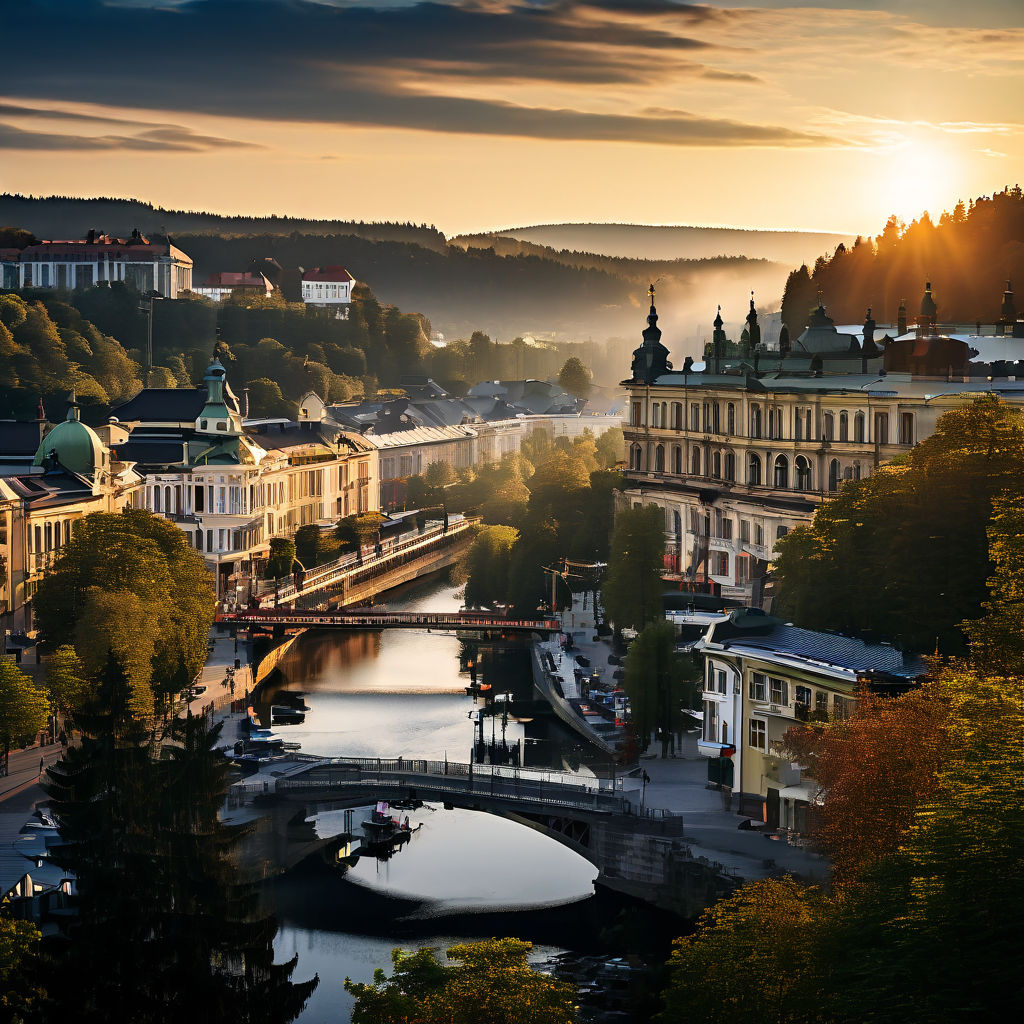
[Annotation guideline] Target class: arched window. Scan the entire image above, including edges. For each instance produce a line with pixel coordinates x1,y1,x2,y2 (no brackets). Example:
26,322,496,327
152,486,161,512
747,452,762,486
839,411,849,441
828,459,840,492
900,412,914,445
823,412,835,441
690,447,702,475
713,451,722,478
795,455,812,490
853,462,862,480
672,445,682,474
45,521,53,551
673,510,682,540
773,454,789,488
854,412,865,443
712,402,721,434
875,412,889,444
165,486,173,513
655,444,665,473
750,405,762,439
630,444,643,471
727,403,736,435
724,451,735,481
844,466,853,480
652,403,662,429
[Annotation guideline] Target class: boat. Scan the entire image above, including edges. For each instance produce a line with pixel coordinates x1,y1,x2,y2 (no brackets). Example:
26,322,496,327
360,801,419,851
271,705,307,723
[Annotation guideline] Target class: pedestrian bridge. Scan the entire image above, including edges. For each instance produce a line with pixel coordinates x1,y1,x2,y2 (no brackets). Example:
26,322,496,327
240,755,740,919
217,609,561,633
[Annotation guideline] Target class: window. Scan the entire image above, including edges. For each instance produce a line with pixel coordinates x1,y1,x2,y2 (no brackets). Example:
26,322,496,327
690,403,700,431
655,445,665,472
747,452,762,486
630,444,643,471
690,447,701,475
713,552,729,577
702,402,711,432
712,402,721,434
823,412,834,441
727,403,736,435
795,685,812,708
724,451,735,481
750,405,762,439
900,412,914,445
770,677,789,706
776,525,788,541
875,412,889,444
631,401,641,426
672,402,682,430
854,412,865,442
816,691,829,714
672,445,682,474
795,455,812,490
833,695,854,720
749,672,767,702
755,523,764,546
703,700,719,742
748,719,767,751
740,519,750,542
721,517,733,540
773,454,789,488
712,450,721,478
828,459,840,492
839,411,849,441
716,669,727,694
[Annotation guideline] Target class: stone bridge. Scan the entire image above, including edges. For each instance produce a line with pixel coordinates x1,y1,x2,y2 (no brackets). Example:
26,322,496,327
234,755,741,920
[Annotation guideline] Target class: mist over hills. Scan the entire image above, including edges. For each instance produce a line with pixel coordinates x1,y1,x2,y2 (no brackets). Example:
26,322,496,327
0,195,816,367
480,223,853,267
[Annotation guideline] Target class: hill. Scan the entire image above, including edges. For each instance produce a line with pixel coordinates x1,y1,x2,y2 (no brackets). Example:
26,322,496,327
472,223,853,266
779,186,1024,333
0,194,447,252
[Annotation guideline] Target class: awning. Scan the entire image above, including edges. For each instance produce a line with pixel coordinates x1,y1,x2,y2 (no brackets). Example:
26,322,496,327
779,782,823,806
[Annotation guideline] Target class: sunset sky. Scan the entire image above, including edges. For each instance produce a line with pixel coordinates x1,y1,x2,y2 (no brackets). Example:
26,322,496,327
3,0,1022,235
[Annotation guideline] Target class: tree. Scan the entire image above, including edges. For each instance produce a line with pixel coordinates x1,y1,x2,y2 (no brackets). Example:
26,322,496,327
623,620,696,756
423,460,457,489
334,512,385,554
557,356,592,398
346,938,576,1024
602,505,665,632
264,537,297,579
595,426,624,470
781,685,950,887
246,377,296,418
0,660,50,773
34,509,215,702
455,525,517,607
0,916,44,1021
773,397,1024,653
45,644,95,720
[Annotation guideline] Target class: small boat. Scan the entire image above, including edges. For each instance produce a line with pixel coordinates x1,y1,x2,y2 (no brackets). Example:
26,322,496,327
360,802,419,850
271,705,306,723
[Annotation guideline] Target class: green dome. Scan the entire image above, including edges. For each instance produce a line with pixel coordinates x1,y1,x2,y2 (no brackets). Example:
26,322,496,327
34,405,104,477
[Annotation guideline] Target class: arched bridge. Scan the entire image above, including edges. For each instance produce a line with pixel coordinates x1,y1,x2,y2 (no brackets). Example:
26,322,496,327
242,755,740,919
217,609,561,633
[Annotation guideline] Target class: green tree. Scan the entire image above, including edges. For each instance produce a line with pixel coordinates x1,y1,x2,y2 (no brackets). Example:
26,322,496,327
455,525,517,608
0,915,44,1021
595,425,624,469
659,878,831,1024
424,460,457,489
34,509,215,703
773,397,1024,653
557,356,592,398
346,938,576,1024
623,620,696,756
603,504,665,632
264,537,297,579
0,660,50,774
45,643,95,719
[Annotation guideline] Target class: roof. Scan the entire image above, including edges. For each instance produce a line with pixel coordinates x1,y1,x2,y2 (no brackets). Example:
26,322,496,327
200,272,270,289
708,617,924,679
33,414,104,477
0,421,45,457
113,388,213,423
302,265,354,283
367,424,477,450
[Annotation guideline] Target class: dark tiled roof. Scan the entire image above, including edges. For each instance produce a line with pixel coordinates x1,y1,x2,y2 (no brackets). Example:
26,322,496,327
113,388,209,422
720,623,923,676
116,440,189,468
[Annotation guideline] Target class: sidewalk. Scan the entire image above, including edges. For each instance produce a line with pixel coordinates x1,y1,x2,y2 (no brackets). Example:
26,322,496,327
0,741,64,805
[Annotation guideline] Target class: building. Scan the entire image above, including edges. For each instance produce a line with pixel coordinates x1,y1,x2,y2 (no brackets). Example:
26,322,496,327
622,284,1024,602
696,610,924,830
301,266,354,318
0,401,142,640
1,230,192,297
111,355,377,597
191,271,273,303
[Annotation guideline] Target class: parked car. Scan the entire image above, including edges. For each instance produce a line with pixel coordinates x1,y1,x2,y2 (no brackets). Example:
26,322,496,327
575,656,591,668
612,669,625,681
608,654,622,665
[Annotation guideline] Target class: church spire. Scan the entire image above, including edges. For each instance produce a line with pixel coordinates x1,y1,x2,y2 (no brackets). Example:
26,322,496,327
629,283,672,383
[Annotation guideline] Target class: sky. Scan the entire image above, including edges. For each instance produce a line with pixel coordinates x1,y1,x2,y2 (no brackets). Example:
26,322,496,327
2,0,1022,236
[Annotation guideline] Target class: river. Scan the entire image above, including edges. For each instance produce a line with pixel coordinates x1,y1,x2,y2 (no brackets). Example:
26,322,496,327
263,572,629,1022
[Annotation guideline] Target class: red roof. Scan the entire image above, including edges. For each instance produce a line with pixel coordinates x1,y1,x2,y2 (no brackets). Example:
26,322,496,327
302,265,353,283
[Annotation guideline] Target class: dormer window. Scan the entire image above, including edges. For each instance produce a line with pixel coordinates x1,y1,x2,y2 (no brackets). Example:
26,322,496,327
217,421,227,432
200,420,208,429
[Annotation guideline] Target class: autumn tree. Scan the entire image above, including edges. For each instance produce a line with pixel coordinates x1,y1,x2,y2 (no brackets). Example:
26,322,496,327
603,504,665,632
781,684,950,887
659,878,831,1024
0,661,50,774
346,938,576,1024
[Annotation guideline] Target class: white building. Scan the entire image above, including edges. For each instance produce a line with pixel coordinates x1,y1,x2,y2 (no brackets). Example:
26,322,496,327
1,230,192,297
301,266,354,318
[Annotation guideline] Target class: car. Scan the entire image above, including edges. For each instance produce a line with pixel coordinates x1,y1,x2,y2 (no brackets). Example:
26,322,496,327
191,684,207,697
608,654,622,666
575,656,591,668
612,669,625,681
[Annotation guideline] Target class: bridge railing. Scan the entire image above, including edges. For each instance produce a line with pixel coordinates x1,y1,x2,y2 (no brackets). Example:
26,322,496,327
264,516,480,606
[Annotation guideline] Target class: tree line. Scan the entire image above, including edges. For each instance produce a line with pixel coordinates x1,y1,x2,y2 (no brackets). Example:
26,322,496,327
781,185,1024,333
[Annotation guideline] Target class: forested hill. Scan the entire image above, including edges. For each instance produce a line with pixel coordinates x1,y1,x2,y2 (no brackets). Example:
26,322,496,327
0,194,446,251
780,186,1024,333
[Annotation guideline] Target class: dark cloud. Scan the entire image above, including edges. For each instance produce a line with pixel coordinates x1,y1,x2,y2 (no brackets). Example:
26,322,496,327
0,120,262,153
0,1,832,148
